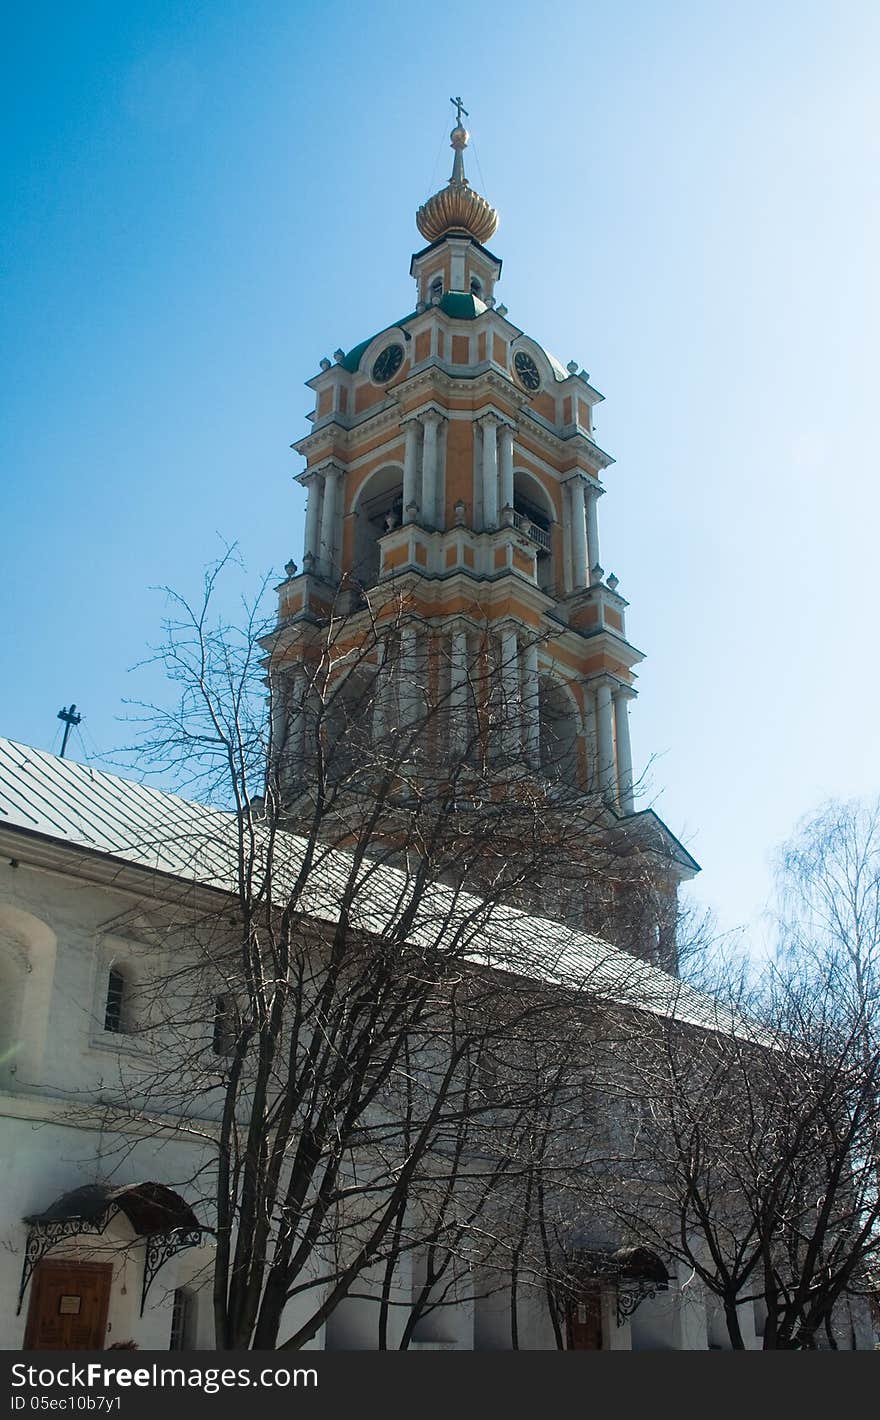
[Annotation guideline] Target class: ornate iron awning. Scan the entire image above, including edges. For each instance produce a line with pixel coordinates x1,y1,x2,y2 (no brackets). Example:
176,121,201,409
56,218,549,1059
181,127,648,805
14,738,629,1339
561,1243,670,1327
611,1245,670,1324
19,1182,211,1315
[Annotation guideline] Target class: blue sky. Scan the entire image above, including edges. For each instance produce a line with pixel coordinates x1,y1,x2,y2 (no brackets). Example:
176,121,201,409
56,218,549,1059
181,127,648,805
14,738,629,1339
2,0,878,944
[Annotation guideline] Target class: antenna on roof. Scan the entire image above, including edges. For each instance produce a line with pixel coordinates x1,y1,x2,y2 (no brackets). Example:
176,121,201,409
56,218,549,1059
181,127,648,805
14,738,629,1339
57,704,82,759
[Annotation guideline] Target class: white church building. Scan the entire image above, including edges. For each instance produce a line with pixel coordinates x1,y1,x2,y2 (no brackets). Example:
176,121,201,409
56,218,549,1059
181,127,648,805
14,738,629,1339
1,738,874,1352
0,739,723,1351
2,111,875,1353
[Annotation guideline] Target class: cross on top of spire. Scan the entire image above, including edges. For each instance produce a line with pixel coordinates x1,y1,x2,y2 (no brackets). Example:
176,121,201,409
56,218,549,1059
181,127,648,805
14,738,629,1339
415,100,498,244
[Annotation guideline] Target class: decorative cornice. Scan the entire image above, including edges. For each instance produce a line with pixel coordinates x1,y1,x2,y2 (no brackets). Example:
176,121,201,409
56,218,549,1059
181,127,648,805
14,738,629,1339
520,409,615,469
562,469,605,493
577,625,645,664
291,368,614,470
310,456,348,477
292,402,405,458
584,670,637,696
474,404,518,431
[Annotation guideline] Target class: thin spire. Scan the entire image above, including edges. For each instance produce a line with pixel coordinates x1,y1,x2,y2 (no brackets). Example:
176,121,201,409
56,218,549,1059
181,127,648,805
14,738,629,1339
449,96,470,186
416,101,498,245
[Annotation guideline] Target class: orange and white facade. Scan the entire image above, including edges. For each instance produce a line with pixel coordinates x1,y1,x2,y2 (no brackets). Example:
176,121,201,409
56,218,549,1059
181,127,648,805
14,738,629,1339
273,122,643,807
267,118,702,965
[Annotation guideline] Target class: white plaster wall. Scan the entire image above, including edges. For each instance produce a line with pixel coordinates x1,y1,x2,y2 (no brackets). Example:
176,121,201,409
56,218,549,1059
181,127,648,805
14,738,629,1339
473,1269,558,1351
5,848,874,1353
513,1286,559,1350
0,862,227,1128
629,1266,709,1352
0,1112,217,1350
824,1295,877,1351
473,1269,513,1350
705,1292,759,1350
276,1274,326,1352
602,1291,631,1350
323,1255,411,1350
407,1252,475,1349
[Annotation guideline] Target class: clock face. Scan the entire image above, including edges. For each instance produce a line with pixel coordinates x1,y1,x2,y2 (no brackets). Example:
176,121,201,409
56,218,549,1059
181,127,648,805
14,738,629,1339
513,351,541,391
371,344,404,383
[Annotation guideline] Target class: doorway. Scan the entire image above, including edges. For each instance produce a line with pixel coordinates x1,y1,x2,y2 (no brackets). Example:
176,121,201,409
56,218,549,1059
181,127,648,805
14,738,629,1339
567,1289,603,1349
24,1260,112,1349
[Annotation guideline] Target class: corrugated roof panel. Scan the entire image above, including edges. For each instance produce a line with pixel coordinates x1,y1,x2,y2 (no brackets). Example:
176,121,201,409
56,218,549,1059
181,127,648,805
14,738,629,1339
0,737,758,1040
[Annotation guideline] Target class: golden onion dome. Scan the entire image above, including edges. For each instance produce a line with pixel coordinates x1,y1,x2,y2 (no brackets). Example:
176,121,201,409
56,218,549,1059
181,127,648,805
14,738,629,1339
416,120,499,246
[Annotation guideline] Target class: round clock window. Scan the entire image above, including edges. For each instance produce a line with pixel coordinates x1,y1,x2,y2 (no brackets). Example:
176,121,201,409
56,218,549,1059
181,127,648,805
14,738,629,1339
371,344,404,383
513,351,541,391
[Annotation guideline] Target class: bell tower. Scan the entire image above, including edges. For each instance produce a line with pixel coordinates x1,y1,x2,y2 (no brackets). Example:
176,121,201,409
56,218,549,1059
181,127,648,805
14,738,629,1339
267,103,698,966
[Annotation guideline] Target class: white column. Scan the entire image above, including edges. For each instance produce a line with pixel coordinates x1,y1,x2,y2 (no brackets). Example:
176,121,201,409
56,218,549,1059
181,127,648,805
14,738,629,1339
614,689,635,813
583,690,598,790
421,413,440,527
595,680,616,798
521,638,540,769
290,670,308,772
436,416,448,531
303,473,321,564
568,477,588,590
499,424,515,513
482,417,498,530
403,419,420,523
399,627,418,726
449,628,469,756
372,648,388,747
585,484,601,583
269,674,288,767
319,465,340,578
500,627,520,755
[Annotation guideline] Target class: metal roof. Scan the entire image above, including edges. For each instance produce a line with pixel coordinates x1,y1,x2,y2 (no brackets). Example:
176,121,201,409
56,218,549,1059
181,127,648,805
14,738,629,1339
0,736,753,1040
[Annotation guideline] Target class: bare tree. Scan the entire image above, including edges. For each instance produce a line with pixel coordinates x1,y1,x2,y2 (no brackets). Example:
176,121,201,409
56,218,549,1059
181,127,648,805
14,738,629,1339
775,796,880,1059
84,554,678,1351
588,799,880,1349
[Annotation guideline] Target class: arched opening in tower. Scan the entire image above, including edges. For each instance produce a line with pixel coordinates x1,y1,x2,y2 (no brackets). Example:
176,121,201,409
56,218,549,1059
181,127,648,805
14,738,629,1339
352,466,404,593
512,471,555,594
322,664,379,781
538,676,580,784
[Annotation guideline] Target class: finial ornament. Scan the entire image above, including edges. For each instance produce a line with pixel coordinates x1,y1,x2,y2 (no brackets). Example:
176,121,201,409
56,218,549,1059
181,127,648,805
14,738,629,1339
416,102,499,245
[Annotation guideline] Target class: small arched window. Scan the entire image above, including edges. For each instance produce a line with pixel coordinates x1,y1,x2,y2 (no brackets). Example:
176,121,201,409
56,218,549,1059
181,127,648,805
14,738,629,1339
104,968,126,1033
212,995,234,1056
429,276,443,302
470,275,483,298
170,1288,195,1350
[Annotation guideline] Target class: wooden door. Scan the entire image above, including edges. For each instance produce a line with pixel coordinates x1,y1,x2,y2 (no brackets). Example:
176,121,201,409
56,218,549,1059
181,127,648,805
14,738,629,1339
25,1261,112,1350
568,1290,603,1350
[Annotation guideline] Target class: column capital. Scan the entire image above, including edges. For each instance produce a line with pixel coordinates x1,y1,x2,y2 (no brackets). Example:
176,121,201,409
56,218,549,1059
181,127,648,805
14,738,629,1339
563,468,603,491
446,617,476,639
310,456,347,479
496,617,523,641
585,673,617,695
416,404,447,428
587,673,635,699
611,683,638,704
476,406,516,431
